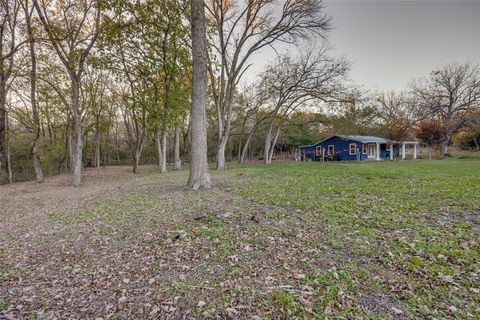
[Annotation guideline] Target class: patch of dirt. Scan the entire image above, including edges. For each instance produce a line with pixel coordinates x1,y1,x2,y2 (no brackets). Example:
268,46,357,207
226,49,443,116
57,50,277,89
0,166,330,319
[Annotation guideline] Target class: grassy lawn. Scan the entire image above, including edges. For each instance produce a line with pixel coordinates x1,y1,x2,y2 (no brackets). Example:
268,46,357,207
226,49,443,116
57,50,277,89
0,159,479,319
230,160,480,318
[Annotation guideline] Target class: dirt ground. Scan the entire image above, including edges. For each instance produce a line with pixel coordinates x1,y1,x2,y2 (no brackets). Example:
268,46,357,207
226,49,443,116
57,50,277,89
1,162,478,319
0,166,325,319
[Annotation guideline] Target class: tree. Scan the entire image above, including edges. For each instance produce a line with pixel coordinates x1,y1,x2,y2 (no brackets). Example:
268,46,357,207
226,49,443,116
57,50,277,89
20,0,43,182
453,109,480,150
259,48,348,164
416,119,445,158
101,0,190,174
81,65,110,168
377,91,424,142
32,0,101,186
187,0,211,189
206,0,331,169
411,63,480,156
0,0,23,184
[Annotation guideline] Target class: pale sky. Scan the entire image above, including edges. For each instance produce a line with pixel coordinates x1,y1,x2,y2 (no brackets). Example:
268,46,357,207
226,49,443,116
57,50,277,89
325,0,480,92
246,0,480,93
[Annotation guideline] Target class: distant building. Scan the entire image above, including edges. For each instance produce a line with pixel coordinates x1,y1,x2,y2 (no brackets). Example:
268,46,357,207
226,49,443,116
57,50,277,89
299,135,418,161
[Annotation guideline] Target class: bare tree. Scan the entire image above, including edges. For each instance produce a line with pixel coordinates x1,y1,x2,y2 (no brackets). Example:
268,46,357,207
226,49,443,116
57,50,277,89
19,0,44,182
121,91,147,174
377,91,424,142
174,125,181,170
411,63,480,156
0,0,23,184
206,0,331,169
32,0,101,186
237,85,270,163
259,48,348,164
188,0,211,189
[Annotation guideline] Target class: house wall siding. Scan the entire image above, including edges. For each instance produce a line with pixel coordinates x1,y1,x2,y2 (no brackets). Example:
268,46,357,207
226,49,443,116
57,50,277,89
300,136,401,161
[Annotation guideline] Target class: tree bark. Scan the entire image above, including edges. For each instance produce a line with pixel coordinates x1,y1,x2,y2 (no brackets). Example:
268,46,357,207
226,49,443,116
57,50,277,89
70,78,83,186
216,137,227,169
240,130,254,163
264,119,275,165
187,0,211,189
0,81,11,184
24,3,44,182
440,137,449,157
103,129,109,167
268,127,281,163
161,128,167,173
174,125,181,170
155,130,163,167
93,117,101,168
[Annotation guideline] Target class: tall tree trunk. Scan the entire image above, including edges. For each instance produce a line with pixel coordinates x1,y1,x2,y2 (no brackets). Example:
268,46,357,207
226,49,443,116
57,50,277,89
268,127,281,163
440,137,449,157
237,122,246,162
240,130,254,163
132,138,144,174
133,148,140,174
187,0,211,189
25,1,44,183
174,125,181,170
70,78,83,186
115,124,120,162
264,120,275,165
103,128,109,167
216,136,227,169
155,130,163,167
0,80,11,184
161,128,167,173
93,116,101,168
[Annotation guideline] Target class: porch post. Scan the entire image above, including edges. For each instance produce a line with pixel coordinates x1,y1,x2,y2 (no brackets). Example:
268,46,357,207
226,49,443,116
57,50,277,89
376,142,380,161
389,144,394,160
401,143,406,160
413,143,417,159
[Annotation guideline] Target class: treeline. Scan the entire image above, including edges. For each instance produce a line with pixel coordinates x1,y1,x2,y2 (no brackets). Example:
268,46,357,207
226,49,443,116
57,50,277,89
1,0,479,185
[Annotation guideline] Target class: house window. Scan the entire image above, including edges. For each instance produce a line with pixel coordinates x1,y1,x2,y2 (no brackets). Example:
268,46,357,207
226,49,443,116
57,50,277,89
328,145,334,155
316,146,321,156
349,143,357,155
362,143,367,154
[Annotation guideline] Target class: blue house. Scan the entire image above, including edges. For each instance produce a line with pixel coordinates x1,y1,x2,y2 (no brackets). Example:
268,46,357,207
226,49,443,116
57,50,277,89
299,135,418,161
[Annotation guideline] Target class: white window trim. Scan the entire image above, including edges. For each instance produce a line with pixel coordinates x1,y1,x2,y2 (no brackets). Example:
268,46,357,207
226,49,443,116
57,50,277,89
362,143,367,154
316,146,321,156
349,143,357,155
328,145,334,155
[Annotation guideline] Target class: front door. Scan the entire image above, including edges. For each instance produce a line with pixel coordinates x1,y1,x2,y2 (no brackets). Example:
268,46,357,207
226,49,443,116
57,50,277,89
367,144,376,158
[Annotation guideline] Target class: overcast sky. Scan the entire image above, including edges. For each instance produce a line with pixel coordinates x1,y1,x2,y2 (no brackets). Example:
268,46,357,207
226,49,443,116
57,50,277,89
324,0,480,92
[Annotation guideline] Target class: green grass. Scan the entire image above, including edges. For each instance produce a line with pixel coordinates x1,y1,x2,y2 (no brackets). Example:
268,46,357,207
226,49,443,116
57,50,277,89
28,159,479,318
223,159,480,318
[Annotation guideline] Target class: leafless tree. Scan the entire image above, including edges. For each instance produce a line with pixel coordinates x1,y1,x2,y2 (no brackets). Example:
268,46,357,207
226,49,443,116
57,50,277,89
20,0,44,182
237,84,270,163
32,0,101,186
206,0,331,169
188,0,211,189
377,91,424,142
121,92,147,174
0,0,24,184
410,63,480,156
259,47,348,164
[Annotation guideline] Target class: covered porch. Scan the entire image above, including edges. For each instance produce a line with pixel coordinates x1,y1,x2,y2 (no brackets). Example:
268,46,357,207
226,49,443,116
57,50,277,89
365,141,418,161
